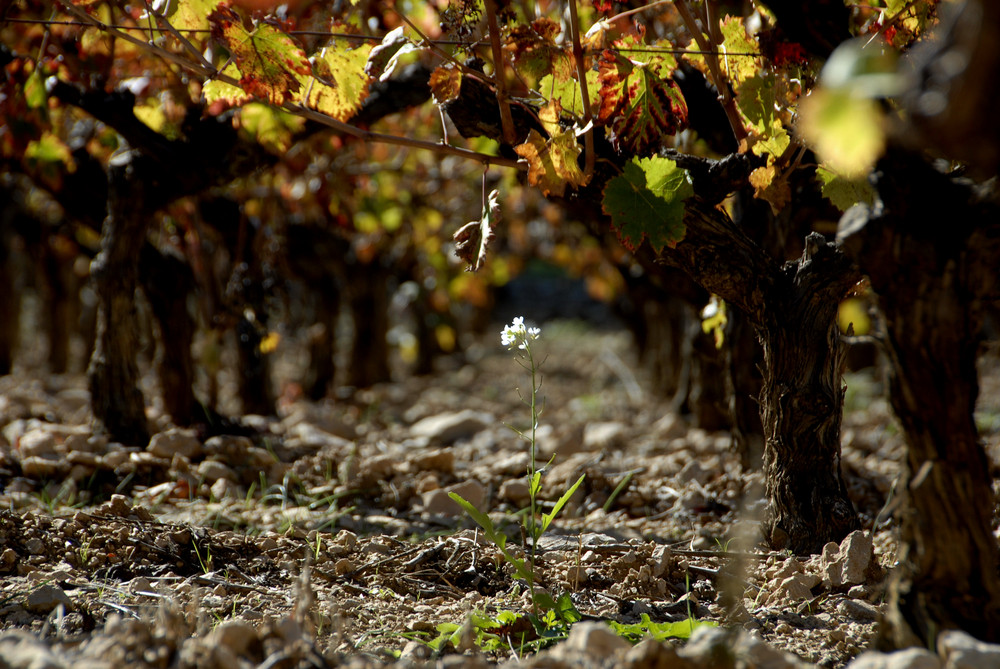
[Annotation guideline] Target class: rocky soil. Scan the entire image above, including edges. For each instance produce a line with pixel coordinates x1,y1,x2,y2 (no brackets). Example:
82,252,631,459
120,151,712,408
2,320,1000,669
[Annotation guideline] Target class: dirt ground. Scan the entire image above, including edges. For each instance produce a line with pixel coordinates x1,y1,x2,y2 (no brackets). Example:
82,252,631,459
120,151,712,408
2,317,1000,668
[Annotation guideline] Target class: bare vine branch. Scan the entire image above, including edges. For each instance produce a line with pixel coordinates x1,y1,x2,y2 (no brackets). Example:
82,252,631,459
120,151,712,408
483,0,517,146
568,0,595,179
674,0,747,145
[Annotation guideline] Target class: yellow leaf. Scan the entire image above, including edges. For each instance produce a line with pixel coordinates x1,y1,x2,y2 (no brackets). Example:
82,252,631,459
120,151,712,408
514,129,588,197
797,88,885,179
429,64,462,104
299,42,372,121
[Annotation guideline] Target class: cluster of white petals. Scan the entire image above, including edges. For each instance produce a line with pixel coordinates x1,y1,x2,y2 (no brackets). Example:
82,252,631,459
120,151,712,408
500,316,541,350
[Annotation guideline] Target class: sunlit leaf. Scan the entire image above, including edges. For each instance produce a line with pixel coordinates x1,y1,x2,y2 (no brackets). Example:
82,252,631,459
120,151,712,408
602,156,691,252
597,51,688,156
514,128,588,197
749,164,791,213
365,26,408,80
209,5,310,105
24,69,47,109
429,64,462,105
172,0,221,33
719,15,759,86
299,42,372,121
816,164,877,212
203,62,251,109
504,18,573,84
737,74,789,161
538,70,600,118
453,188,501,272
798,88,885,179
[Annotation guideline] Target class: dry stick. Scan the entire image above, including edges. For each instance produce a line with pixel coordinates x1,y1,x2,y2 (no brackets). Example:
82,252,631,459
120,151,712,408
567,0,595,179
483,0,517,146
673,0,747,145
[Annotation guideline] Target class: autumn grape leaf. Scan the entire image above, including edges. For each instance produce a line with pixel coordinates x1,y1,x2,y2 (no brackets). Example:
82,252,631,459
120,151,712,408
204,62,251,110
597,51,688,156
816,165,877,212
749,165,790,213
172,0,221,33
602,156,692,252
719,15,759,86
737,74,790,161
429,64,462,104
453,188,500,272
504,18,573,84
514,128,588,197
365,26,408,80
298,42,372,121
209,5,310,105
538,70,600,118
25,132,77,189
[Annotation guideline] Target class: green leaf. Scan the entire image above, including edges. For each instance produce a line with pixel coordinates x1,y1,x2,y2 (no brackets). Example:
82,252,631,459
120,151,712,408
816,165,877,211
24,69,47,110
209,5,310,105
553,592,582,623
172,0,221,33
448,493,534,583
540,474,584,535
608,613,718,642
239,102,305,153
602,156,692,252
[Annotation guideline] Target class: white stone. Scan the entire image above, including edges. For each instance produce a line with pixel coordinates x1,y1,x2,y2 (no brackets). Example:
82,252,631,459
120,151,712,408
409,410,493,444
423,480,487,515
938,630,1000,669
198,459,238,483
555,621,630,657
18,429,59,458
847,648,942,669
147,428,202,460
25,584,74,613
582,422,627,451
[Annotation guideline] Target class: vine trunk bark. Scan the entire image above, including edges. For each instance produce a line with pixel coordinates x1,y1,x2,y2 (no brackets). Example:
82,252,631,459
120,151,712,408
87,159,150,446
839,152,1000,646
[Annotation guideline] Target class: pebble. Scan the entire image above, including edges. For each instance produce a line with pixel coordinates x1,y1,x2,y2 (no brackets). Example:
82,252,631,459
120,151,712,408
17,429,59,458
422,480,487,515
847,648,942,669
25,584,74,613
409,410,494,444
147,428,202,460
0,631,68,669
938,630,1000,669
582,422,627,451
837,598,880,622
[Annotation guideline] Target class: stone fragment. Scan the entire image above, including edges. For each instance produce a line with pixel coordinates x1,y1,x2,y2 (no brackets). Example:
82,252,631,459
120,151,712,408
410,448,455,473
410,410,493,444
582,422,627,451
837,598,880,622
423,480,487,515
198,459,238,483
285,422,352,450
147,428,202,460
25,584,74,613
18,429,59,458
20,456,68,478
210,478,241,501
846,648,942,669
552,621,631,659
499,479,531,506
680,626,811,669
938,630,1000,669
814,530,880,587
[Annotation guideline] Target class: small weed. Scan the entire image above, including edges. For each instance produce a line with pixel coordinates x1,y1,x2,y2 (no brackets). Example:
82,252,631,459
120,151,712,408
451,317,584,617
192,541,212,574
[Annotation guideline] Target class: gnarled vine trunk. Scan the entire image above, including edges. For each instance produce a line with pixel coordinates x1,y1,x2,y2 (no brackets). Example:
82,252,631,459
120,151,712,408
87,159,150,446
757,234,860,552
840,152,1000,646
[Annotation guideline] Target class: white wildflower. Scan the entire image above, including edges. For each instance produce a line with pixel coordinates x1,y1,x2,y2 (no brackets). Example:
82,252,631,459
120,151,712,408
501,317,541,351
